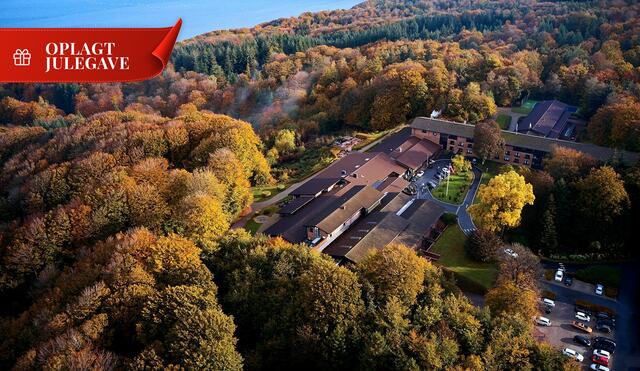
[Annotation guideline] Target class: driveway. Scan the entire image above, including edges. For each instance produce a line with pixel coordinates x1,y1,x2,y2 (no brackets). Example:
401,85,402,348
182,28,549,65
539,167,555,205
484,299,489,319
413,159,482,235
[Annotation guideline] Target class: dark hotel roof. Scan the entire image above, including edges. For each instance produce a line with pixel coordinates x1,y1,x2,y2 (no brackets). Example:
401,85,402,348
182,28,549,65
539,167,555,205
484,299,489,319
290,152,371,196
310,186,384,234
518,100,576,138
410,117,639,165
393,139,441,170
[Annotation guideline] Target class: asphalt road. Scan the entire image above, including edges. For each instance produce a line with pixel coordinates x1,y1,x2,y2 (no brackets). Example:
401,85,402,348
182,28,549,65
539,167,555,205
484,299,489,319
413,159,481,234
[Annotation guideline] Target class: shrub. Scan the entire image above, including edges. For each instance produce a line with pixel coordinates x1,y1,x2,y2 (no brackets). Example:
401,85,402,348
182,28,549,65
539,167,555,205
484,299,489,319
604,287,618,298
541,290,556,300
277,184,286,191
261,191,272,198
575,299,615,316
441,213,458,225
574,266,621,288
544,269,553,281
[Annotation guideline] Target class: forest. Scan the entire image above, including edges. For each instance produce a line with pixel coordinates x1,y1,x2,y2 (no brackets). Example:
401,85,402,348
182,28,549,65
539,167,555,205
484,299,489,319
1,0,640,369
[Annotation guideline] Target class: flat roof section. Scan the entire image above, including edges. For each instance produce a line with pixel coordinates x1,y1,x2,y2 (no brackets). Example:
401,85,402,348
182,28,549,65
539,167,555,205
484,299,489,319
290,152,371,196
279,196,315,215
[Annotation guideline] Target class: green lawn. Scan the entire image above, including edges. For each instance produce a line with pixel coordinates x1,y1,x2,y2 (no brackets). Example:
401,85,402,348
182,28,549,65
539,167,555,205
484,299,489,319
511,99,539,114
432,171,473,205
496,114,512,130
244,218,262,236
252,184,287,203
430,226,498,292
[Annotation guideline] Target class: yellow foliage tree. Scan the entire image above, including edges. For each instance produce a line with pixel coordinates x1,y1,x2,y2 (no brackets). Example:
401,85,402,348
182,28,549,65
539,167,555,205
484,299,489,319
468,171,534,232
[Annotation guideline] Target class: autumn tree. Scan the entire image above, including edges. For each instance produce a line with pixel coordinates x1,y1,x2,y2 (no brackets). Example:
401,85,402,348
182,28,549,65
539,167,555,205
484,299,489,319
544,146,596,182
496,243,542,291
469,171,535,233
465,229,502,262
473,121,505,164
451,154,471,173
588,96,640,151
486,281,538,320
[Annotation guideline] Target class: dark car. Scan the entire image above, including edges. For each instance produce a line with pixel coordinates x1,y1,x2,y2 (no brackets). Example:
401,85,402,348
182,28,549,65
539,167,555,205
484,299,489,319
594,340,616,353
564,276,573,286
594,337,616,349
595,312,616,321
597,319,616,328
595,323,612,334
573,335,592,347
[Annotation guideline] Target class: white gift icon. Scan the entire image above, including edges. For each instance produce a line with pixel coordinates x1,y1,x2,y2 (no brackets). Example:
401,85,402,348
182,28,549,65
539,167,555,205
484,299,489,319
13,49,31,66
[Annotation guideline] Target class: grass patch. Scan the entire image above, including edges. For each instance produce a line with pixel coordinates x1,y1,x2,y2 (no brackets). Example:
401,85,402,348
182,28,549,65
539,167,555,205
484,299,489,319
432,171,473,204
430,225,498,292
511,99,539,114
244,218,262,236
274,145,336,183
496,114,512,130
473,160,503,205
574,266,621,288
252,184,287,203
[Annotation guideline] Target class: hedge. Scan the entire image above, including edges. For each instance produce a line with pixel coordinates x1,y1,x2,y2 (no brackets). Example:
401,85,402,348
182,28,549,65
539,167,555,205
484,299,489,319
575,299,615,316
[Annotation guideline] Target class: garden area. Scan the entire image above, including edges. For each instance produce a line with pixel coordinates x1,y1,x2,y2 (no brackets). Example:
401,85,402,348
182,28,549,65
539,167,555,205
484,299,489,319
252,184,288,203
432,171,473,204
496,114,511,130
430,225,498,293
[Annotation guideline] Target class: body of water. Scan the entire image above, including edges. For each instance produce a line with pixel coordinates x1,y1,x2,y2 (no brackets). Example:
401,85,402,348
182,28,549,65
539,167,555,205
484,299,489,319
1,0,361,40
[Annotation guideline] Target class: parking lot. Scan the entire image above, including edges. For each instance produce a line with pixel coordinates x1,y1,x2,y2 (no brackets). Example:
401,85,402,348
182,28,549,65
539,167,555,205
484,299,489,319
537,268,621,369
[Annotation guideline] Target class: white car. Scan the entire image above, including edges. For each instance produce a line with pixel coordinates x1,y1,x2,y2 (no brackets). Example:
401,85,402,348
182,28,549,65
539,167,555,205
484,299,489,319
554,270,564,282
441,167,450,174
504,248,518,258
593,349,611,359
590,364,609,371
416,170,425,178
562,348,584,362
536,316,551,326
542,298,555,307
595,284,604,295
575,312,591,322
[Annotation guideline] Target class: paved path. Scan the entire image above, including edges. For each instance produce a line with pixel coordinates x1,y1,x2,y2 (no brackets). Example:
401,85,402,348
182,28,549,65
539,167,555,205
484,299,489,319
413,159,481,235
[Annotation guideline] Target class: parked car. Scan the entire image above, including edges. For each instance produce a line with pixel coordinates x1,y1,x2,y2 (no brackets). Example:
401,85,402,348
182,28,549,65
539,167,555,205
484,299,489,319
426,181,437,189
562,348,584,362
573,335,592,347
435,173,444,180
597,319,616,328
591,354,609,367
593,349,611,359
595,323,612,334
575,305,593,316
554,270,564,282
542,298,555,307
504,248,518,258
595,312,616,321
594,337,616,353
575,312,591,322
536,316,551,326
590,364,609,371
572,321,593,333
595,284,604,295
558,263,566,271
416,170,425,178
441,167,450,174
564,276,573,286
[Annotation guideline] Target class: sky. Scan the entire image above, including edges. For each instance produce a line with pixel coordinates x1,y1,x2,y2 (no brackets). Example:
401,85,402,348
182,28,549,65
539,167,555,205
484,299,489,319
1,0,362,40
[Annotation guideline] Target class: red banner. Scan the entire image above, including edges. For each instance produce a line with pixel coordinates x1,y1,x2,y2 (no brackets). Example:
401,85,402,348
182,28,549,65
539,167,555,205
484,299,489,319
0,19,182,83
